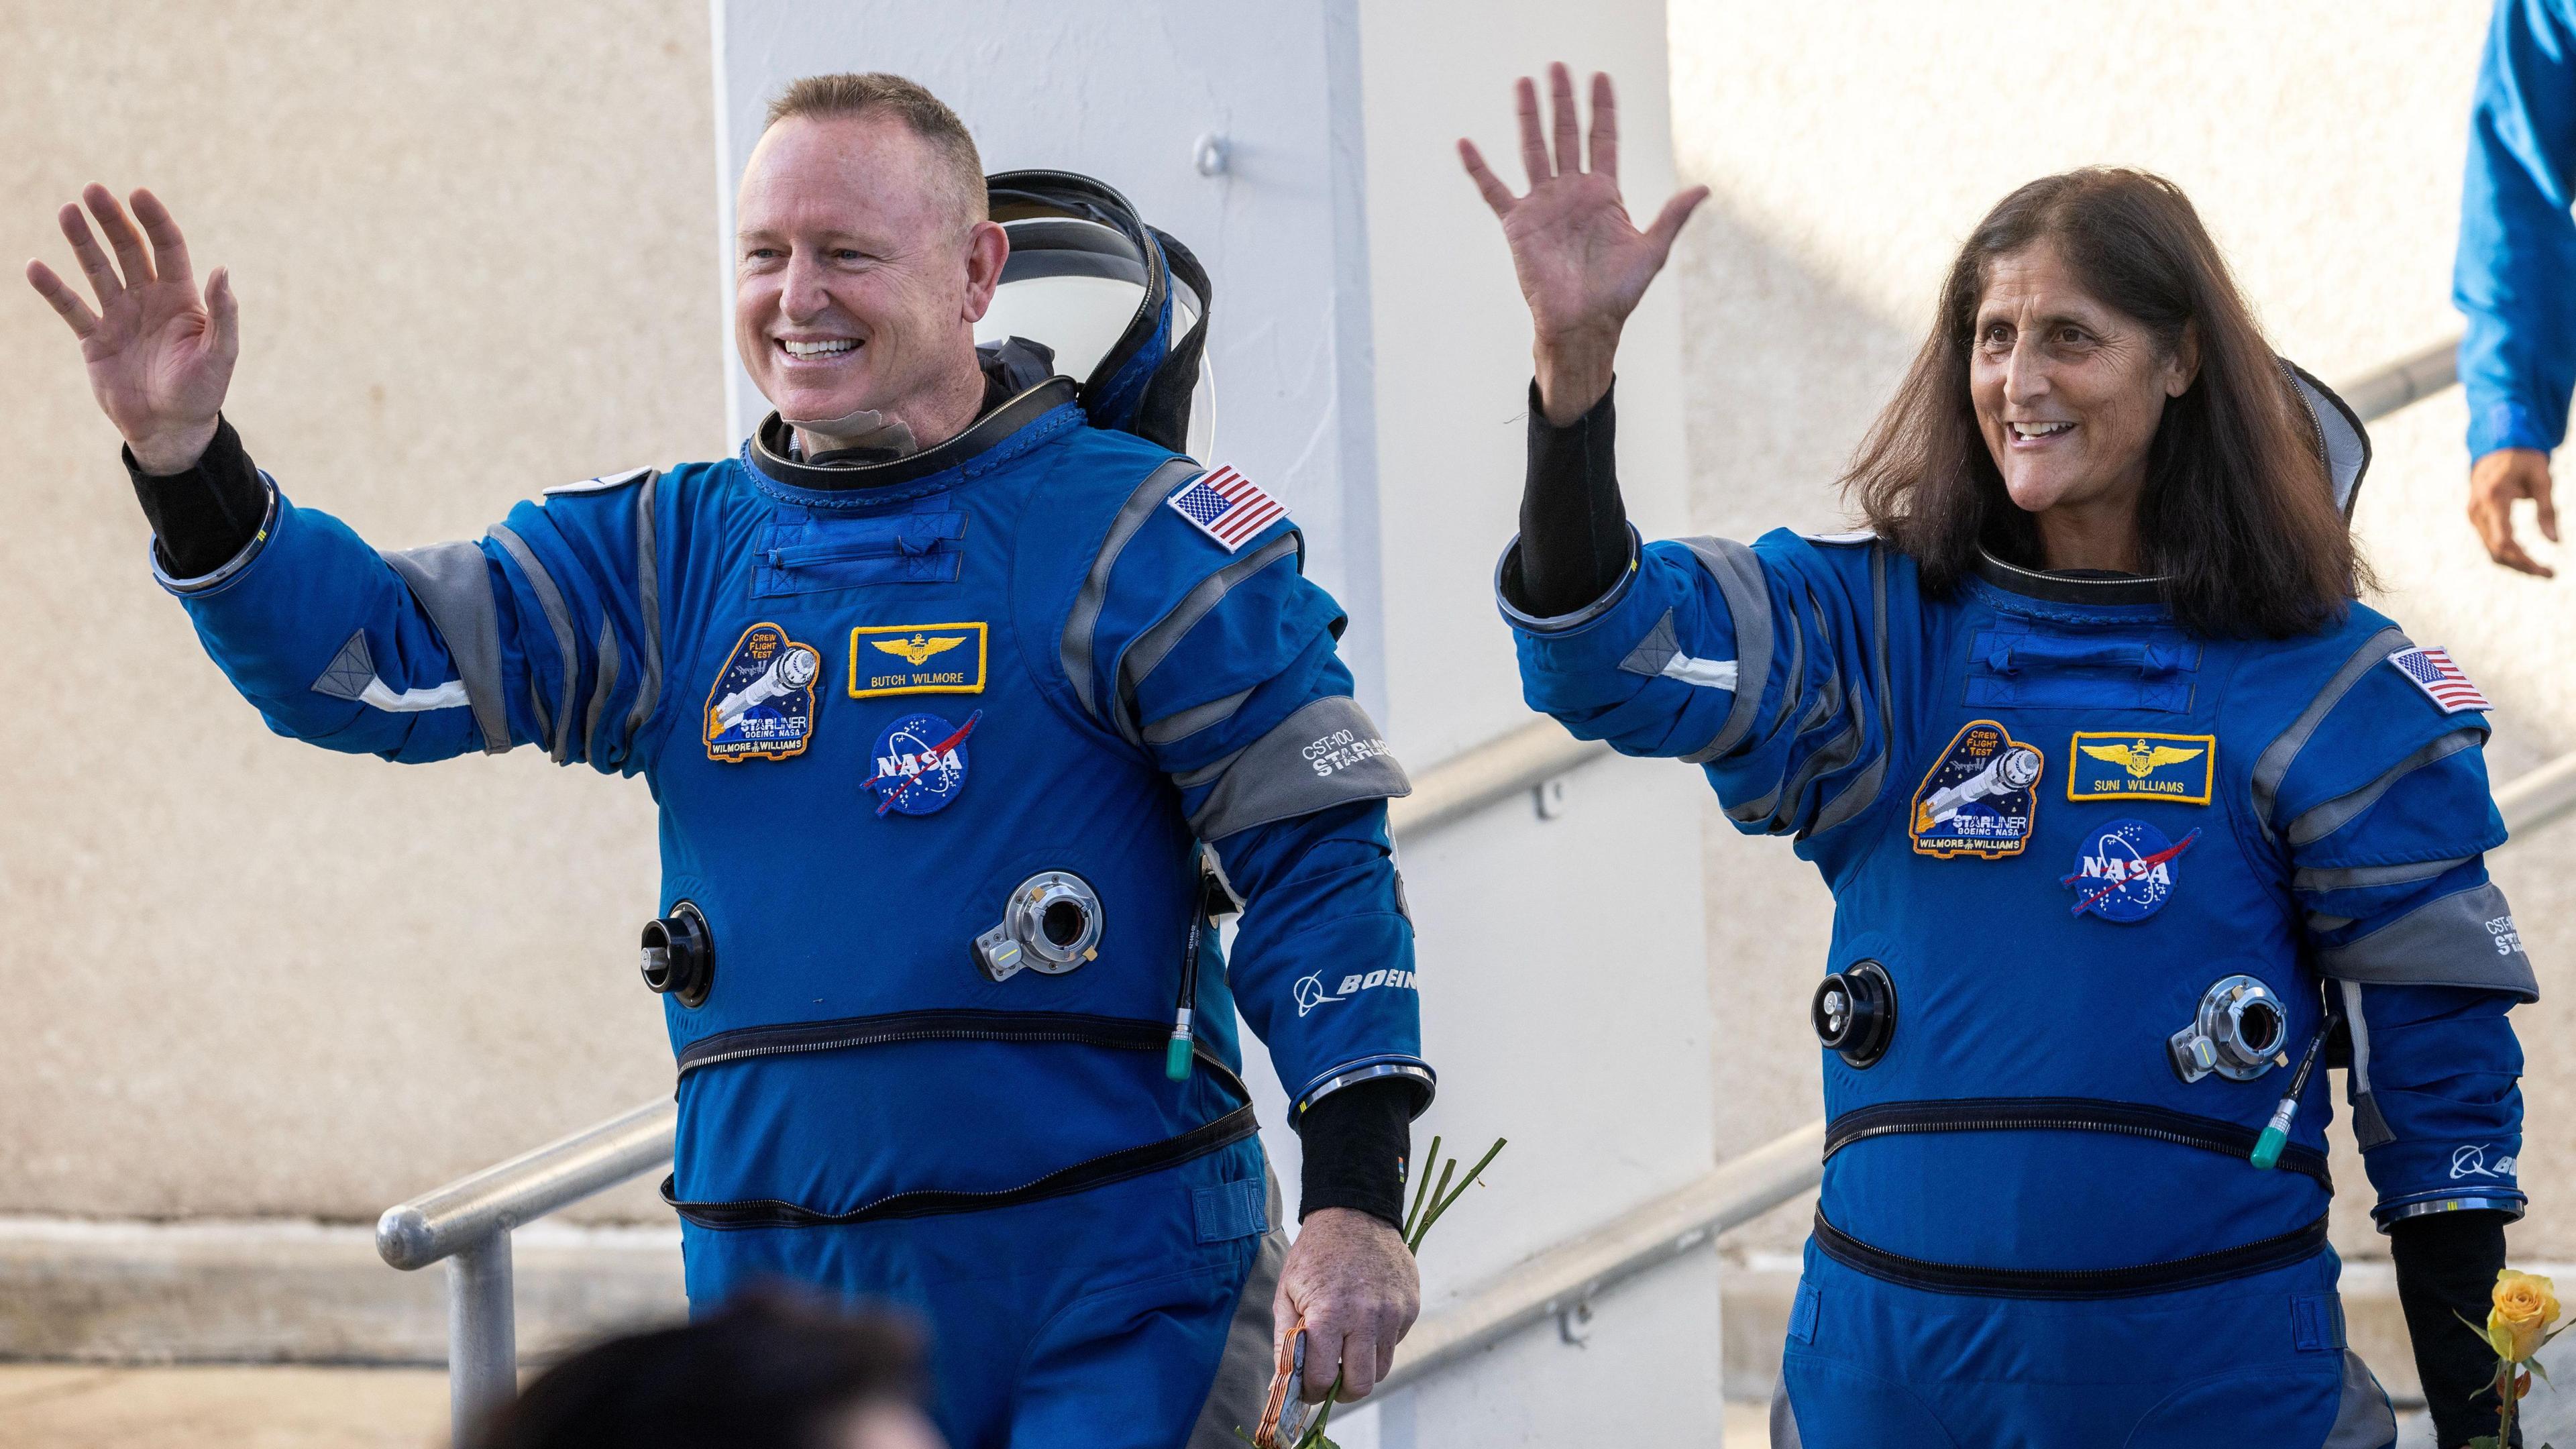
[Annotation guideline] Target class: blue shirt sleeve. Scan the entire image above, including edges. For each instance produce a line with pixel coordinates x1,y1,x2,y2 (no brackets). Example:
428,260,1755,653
166,468,669,773
2268,649,2532,1225
1069,490,1428,1118
2457,0,2576,458
1503,527,1896,844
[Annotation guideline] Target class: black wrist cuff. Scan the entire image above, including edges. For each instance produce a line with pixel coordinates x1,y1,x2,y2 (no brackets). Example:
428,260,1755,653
1511,377,1629,618
1295,1077,1411,1229
125,415,267,580
2392,1209,2516,1447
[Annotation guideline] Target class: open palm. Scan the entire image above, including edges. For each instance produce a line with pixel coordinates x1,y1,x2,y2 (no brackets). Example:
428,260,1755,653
1460,64,1707,418
25,185,237,472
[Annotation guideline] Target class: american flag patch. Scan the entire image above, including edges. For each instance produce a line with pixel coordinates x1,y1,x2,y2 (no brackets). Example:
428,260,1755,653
2387,646,2493,714
1165,465,1286,551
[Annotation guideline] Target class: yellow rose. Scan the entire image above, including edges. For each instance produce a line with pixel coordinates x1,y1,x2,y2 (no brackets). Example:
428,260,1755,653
2489,1269,2562,1362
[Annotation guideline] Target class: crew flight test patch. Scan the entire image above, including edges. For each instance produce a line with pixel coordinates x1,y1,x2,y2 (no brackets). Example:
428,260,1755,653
2068,732,2215,804
704,623,822,763
849,622,987,699
1911,719,2042,859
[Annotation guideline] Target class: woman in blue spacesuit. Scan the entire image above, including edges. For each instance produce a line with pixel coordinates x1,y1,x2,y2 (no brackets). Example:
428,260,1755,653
1464,67,2535,1448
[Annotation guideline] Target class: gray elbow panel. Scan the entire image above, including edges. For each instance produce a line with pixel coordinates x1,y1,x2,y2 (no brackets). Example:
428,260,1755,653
1675,536,1773,763
1184,696,1412,841
381,539,513,755
2315,879,2538,1000
485,524,580,763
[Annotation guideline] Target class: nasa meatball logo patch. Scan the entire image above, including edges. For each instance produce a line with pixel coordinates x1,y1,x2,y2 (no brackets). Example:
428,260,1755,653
864,710,980,817
2063,819,2202,922
703,623,822,763
1910,720,2043,859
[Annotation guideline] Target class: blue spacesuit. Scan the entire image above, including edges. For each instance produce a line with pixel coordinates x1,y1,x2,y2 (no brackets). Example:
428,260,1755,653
2458,0,2576,459
146,177,1430,1448
1504,376,2532,1448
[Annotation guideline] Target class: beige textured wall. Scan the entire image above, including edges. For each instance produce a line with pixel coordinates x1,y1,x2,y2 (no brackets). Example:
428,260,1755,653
1668,1,2576,1263
0,2,718,1222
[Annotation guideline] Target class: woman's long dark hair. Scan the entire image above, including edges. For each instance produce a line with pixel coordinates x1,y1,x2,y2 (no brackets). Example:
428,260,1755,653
1843,168,2367,637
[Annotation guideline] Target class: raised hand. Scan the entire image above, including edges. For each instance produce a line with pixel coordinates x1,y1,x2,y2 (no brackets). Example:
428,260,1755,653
1459,65,1707,424
25,186,239,474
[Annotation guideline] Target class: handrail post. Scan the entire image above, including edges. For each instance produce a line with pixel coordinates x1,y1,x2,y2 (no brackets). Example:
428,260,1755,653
445,1231,517,1448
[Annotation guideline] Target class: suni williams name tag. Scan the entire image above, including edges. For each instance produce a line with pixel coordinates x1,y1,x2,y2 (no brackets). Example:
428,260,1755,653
2068,732,2214,805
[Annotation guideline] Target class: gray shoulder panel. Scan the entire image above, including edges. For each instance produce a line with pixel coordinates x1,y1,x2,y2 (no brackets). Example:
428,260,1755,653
1143,685,1258,747
1118,531,1304,744
485,523,580,763
1676,536,1773,760
2316,879,2538,1000
582,612,620,763
1185,696,1412,841
1061,458,1202,720
623,471,663,749
2251,625,2410,838
2294,855,2475,894
1807,545,1895,838
2284,728,2483,847
381,539,513,755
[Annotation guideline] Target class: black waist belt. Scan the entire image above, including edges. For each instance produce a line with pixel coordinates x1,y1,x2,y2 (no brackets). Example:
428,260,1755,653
1823,1097,2334,1193
676,1008,1191,1077
663,1008,1257,1231
1813,1209,2331,1300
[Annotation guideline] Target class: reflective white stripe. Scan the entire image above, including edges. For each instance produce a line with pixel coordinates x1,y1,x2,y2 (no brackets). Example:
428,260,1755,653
358,677,471,712
1660,653,1738,690
2339,979,2373,1093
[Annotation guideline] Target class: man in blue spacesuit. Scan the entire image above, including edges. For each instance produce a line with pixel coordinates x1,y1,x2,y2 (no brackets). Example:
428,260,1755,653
2459,0,2576,577
28,72,1430,1446
1468,68,2533,1448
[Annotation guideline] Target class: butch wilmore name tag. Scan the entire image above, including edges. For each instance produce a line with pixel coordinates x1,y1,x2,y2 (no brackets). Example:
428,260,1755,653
849,623,988,699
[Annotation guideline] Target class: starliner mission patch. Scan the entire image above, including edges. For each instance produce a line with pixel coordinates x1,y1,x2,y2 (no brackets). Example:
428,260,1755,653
703,623,822,763
1911,719,2043,859
849,622,987,699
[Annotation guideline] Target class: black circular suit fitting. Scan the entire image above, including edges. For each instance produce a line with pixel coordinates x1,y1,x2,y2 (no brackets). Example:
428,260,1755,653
1812,959,1897,1069
641,900,715,1008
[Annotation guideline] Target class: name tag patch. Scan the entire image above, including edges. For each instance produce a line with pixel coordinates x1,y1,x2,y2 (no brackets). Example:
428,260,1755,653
703,623,822,763
2068,732,2215,805
849,622,988,699
1911,720,2043,859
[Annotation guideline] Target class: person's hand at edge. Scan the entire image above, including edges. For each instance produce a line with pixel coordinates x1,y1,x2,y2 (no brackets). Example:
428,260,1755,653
2469,446,2559,578
26,184,237,474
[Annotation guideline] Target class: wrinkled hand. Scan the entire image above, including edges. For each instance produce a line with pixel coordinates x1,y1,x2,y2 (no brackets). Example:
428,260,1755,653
1275,1208,1419,1404
25,185,237,474
1458,64,1707,424
2469,447,2559,578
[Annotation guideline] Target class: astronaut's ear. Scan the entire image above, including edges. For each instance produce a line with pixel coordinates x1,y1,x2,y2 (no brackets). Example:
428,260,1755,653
961,219,1009,323
2165,321,2201,398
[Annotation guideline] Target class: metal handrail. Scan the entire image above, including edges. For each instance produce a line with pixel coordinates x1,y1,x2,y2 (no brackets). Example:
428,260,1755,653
382,335,2483,1440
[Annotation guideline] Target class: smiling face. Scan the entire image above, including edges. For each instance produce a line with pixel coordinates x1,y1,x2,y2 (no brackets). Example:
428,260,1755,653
1968,241,2197,550
733,113,1004,435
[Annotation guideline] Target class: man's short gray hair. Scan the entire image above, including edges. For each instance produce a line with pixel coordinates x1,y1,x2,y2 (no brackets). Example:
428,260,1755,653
763,72,986,225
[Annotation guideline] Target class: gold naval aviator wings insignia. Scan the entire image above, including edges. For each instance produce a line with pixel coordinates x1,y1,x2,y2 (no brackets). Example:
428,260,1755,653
872,633,967,667
2081,738,2206,779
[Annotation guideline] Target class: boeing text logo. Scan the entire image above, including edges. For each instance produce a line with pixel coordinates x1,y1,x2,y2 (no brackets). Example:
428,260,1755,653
1293,967,1419,1018
2453,1143,2519,1180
